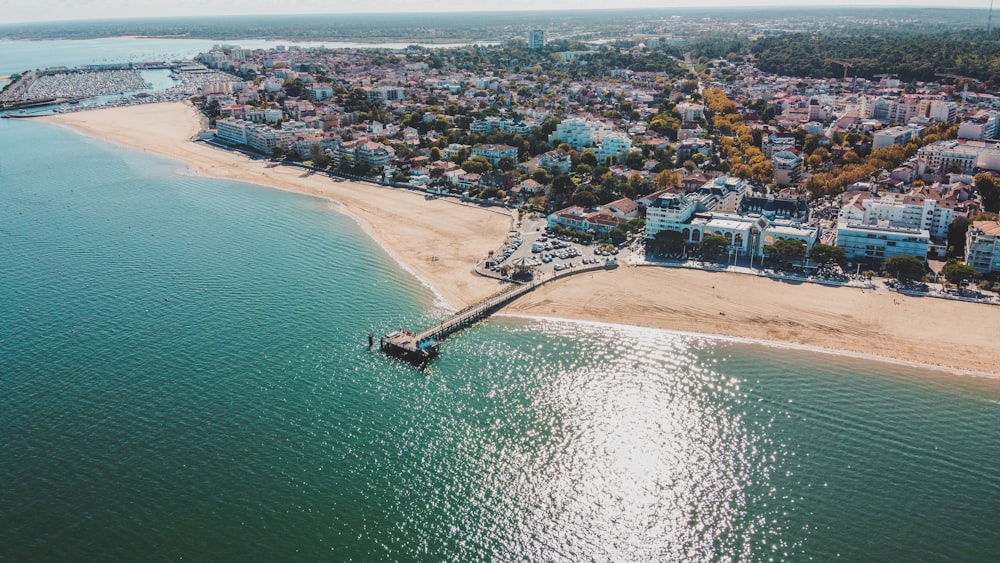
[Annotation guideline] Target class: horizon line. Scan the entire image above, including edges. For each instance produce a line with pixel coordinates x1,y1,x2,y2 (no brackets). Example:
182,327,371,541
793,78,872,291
0,4,993,27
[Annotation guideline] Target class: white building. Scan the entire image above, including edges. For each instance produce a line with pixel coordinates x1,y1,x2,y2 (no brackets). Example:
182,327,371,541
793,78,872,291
368,86,404,101
215,117,249,145
762,132,796,159
470,117,537,136
917,140,1000,175
965,220,1000,273
645,176,817,258
675,102,705,122
873,124,924,150
538,149,572,173
472,144,518,167
246,124,292,153
308,83,333,101
548,118,614,150
958,110,1000,141
597,132,633,163
924,100,958,124
773,150,803,186
839,190,955,241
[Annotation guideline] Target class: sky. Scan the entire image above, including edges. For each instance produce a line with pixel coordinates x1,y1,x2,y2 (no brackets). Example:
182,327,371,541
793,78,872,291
0,0,993,24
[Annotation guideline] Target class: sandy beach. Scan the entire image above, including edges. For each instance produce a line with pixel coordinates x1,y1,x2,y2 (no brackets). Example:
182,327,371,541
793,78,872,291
42,102,1000,377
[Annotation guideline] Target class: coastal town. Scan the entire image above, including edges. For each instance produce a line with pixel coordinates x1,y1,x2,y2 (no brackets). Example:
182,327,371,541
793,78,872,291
6,16,1000,333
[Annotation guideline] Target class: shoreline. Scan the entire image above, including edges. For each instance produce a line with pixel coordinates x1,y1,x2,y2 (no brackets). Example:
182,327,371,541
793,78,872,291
499,313,1000,383
37,101,1000,377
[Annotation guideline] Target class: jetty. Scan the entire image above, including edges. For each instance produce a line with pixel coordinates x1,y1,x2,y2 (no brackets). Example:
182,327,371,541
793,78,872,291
380,260,612,366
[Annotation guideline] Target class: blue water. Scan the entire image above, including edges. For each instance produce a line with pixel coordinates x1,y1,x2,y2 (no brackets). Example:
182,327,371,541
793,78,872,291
2,100,999,562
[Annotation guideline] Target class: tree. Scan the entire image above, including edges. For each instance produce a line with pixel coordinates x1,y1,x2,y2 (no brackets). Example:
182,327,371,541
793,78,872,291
809,243,847,271
940,259,978,284
461,156,492,174
649,229,687,257
308,143,329,169
947,216,971,259
579,150,598,167
654,169,682,190
497,155,516,172
763,238,807,269
883,255,926,283
551,174,576,196
531,168,551,185
699,234,729,262
975,173,1000,213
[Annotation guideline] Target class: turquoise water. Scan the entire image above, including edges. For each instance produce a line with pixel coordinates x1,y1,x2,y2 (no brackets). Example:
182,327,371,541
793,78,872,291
2,110,999,561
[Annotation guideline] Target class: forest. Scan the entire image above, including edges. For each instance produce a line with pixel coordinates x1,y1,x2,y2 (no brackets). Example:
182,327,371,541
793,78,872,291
750,30,1000,87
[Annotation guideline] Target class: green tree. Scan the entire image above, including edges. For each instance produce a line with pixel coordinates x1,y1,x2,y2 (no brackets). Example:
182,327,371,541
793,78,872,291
649,229,687,257
883,255,926,283
975,173,1000,213
308,143,329,169
571,189,599,208
940,259,978,284
947,216,971,259
809,243,847,271
531,168,551,185
461,156,492,174
699,234,729,262
764,238,807,269
579,150,598,167
497,155,516,172
551,174,576,196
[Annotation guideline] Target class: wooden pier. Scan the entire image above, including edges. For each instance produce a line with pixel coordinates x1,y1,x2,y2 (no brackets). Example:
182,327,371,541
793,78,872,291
380,279,542,365
380,261,611,366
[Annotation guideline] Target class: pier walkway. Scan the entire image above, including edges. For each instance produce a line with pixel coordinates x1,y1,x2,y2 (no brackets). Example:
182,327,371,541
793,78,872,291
380,262,608,364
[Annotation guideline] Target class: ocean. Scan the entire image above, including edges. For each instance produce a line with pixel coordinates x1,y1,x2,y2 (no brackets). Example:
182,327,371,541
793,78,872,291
1,41,1000,560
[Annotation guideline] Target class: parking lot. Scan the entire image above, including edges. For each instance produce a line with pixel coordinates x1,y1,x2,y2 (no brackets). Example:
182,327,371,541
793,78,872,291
481,213,630,278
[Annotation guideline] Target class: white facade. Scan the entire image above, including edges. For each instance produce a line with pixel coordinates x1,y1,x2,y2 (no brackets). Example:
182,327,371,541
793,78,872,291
215,117,249,145
472,144,518,167
958,111,1000,141
675,102,705,122
965,221,1000,273
246,124,292,153
762,133,796,159
917,140,1000,175
470,117,537,136
644,176,816,258
873,125,924,150
773,150,803,186
538,150,572,173
925,100,958,124
840,193,954,241
548,118,614,150
597,133,633,163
